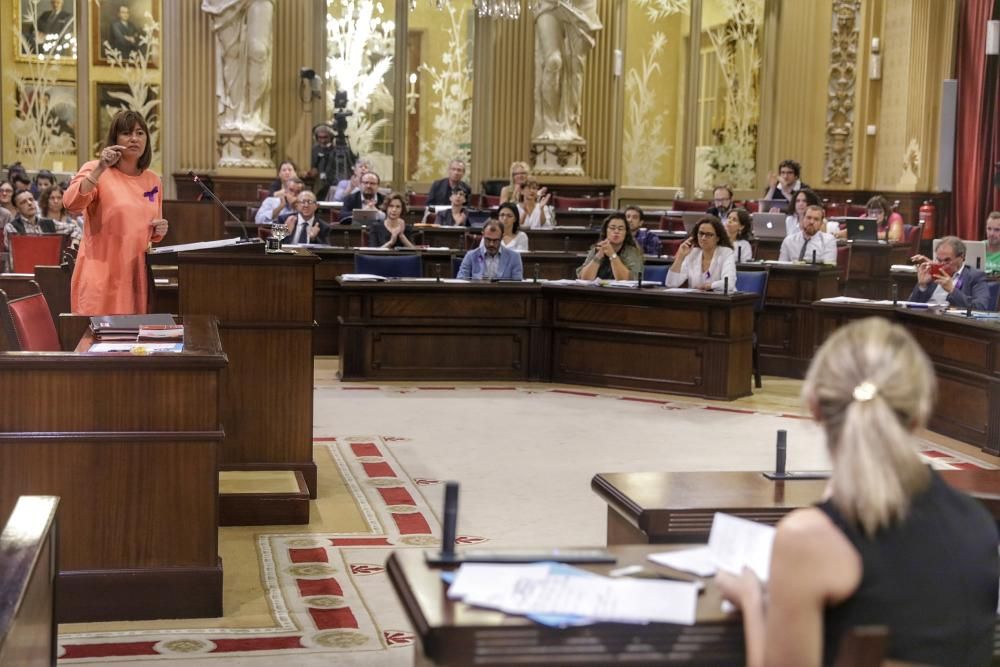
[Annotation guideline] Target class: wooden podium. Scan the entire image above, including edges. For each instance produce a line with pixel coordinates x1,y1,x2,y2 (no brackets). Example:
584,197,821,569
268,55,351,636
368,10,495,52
151,240,319,512
0,317,226,622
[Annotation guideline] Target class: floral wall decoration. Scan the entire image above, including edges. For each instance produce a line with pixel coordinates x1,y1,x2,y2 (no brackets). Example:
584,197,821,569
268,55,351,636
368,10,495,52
412,2,472,180
622,32,672,186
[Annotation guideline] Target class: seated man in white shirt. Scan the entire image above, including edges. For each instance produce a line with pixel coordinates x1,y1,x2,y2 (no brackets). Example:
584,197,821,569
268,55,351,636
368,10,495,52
256,177,305,225
778,204,837,264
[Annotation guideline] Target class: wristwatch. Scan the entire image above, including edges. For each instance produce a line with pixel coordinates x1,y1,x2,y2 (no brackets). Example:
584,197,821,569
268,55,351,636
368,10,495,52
610,253,618,260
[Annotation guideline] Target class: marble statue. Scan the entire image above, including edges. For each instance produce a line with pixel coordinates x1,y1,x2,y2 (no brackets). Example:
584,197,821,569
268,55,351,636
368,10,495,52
201,0,276,167
532,0,602,142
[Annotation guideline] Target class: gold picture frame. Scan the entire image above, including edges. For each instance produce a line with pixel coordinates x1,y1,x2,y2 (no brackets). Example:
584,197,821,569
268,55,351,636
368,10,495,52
92,0,159,68
15,0,78,63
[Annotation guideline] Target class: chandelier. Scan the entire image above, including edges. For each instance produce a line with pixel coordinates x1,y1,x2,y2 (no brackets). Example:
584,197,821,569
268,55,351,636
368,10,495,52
411,0,525,20
472,0,524,19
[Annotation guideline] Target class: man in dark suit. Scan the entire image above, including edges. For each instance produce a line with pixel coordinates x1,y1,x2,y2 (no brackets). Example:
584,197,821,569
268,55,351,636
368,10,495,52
426,159,471,205
909,236,992,310
283,191,330,245
341,171,385,220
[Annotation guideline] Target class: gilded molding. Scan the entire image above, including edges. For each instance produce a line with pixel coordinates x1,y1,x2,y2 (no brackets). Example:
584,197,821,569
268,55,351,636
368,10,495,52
823,0,861,184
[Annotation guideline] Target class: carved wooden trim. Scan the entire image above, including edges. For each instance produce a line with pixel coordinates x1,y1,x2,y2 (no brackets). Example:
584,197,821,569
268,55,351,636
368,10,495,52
823,0,861,184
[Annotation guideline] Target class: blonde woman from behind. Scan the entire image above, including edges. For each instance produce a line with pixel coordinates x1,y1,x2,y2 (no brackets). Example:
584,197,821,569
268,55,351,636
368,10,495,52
718,317,998,667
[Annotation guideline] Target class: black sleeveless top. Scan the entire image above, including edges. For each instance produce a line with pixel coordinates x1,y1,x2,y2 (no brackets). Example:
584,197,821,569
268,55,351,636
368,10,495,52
818,469,998,666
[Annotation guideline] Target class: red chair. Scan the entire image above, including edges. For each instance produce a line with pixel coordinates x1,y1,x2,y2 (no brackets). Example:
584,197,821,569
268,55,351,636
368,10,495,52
256,187,271,202
658,216,686,232
836,244,852,290
409,193,429,207
903,221,923,255
670,199,712,212
740,200,759,213
553,195,610,209
660,238,684,256
481,195,501,208
8,234,65,274
0,283,60,351
465,233,482,250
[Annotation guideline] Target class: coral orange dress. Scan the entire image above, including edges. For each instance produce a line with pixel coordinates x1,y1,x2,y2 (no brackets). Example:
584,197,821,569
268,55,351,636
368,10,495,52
64,160,164,315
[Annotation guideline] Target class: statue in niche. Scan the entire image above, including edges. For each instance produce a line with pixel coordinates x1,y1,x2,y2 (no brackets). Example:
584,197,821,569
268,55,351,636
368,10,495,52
201,0,274,133
532,0,602,142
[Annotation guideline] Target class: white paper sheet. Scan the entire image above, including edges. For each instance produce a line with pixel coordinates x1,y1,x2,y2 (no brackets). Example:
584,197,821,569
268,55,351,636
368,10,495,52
89,342,183,353
647,546,716,577
707,513,775,581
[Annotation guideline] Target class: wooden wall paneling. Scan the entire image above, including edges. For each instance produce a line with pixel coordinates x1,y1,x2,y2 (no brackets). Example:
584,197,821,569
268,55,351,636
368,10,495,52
488,17,533,180
578,0,617,182
169,0,215,175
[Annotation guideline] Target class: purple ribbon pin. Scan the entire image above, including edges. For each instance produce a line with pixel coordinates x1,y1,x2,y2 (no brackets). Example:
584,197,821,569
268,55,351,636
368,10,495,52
143,186,159,202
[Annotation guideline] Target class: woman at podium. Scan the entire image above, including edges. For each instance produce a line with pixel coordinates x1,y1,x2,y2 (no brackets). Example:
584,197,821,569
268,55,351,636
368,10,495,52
65,110,168,315
718,318,998,666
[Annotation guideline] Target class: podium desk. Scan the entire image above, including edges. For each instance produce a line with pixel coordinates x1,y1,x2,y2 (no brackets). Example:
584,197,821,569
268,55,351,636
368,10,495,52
386,546,743,667
814,301,1000,455
338,281,546,382
311,247,458,356
593,470,1000,545
843,241,913,299
753,263,840,378
151,241,320,496
592,471,826,545
549,285,755,400
0,316,225,622
337,281,755,400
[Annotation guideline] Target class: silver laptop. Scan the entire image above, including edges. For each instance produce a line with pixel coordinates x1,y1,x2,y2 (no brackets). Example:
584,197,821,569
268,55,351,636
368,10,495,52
751,212,788,240
350,209,381,225
758,198,790,213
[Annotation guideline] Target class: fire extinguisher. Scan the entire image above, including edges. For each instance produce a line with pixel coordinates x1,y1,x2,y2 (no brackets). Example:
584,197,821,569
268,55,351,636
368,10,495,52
919,199,936,240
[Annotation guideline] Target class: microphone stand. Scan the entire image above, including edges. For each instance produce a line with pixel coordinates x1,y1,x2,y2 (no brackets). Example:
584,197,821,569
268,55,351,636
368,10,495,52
188,171,259,244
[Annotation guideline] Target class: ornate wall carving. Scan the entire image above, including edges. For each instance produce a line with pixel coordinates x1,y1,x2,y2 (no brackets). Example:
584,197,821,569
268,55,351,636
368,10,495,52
823,0,861,184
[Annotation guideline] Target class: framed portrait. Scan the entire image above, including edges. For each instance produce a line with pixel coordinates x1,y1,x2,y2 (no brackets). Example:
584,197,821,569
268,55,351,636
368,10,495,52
16,0,77,62
13,82,78,154
92,0,159,68
94,82,159,152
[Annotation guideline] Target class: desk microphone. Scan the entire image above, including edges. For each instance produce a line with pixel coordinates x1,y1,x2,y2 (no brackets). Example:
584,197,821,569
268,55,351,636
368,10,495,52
440,481,458,561
811,249,817,265
763,429,829,481
723,276,729,295
637,271,643,288
187,171,256,243
424,480,615,566
533,263,540,283
775,429,786,475
435,264,441,283
342,229,350,249
563,236,570,252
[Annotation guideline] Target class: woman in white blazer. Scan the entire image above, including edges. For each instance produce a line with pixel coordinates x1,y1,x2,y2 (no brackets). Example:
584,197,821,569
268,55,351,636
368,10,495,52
666,216,737,291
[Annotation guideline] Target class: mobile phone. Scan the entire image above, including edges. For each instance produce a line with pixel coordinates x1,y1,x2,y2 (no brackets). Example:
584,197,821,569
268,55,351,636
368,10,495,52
929,263,951,279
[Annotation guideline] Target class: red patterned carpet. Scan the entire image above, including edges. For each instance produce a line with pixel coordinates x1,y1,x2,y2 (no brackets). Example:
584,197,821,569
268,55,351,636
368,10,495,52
56,385,993,664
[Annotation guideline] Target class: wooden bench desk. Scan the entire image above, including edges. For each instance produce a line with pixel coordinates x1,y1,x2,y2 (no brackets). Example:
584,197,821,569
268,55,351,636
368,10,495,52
592,469,1000,545
387,545,744,666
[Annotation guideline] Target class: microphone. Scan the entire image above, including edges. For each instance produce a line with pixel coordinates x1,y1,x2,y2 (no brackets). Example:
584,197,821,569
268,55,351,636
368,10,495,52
763,429,829,480
436,482,460,563
775,429,787,475
188,171,256,244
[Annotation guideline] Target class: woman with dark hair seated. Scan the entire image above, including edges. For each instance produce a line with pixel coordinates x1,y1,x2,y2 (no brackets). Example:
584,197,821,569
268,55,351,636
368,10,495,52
865,195,904,242
783,188,821,236
498,202,528,251
718,317,998,667
725,207,754,262
435,187,469,227
577,212,644,280
368,192,416,249
268,160,299,195
667,216,736,291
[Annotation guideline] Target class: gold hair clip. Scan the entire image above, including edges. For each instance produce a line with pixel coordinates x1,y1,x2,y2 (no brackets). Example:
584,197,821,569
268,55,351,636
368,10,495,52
852,381,877,402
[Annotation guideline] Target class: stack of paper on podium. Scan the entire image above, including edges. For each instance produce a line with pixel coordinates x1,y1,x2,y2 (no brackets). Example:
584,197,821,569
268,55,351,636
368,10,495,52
446,561,698,625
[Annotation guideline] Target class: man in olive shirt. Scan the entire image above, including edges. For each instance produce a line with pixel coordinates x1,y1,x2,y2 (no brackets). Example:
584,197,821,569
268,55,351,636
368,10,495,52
985,211,1000,273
